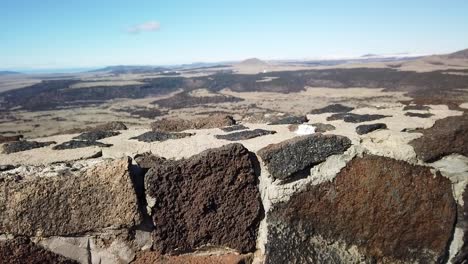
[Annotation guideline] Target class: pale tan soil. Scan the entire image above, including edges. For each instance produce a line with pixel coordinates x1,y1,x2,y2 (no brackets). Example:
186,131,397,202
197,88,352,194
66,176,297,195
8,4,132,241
69,80,144,89
0,76,41,92
0,101,461,166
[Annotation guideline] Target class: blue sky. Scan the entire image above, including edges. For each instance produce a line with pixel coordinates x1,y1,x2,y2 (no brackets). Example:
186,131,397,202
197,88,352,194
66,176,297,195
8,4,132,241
1,0,467,70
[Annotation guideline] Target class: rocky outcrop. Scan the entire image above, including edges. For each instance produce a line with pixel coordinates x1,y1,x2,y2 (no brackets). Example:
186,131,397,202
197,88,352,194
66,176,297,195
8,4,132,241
2,140,56,154
53,140,112,150
268,115,308,125
405,112,434,118
0,134,23,143
220,124,248,132
0,237,78,264
266,155,456,263
93,121,128,131
145,144,262,254
0,158,140,236
410,114,468,162
215,129,276,141
73,131,120,141
310,104,354,114
403,104,430,111
130,131,193,142
355,123,387,135
453,185,468,263
327,113,389,123
258,134,352,180
133,251,253,264
151,115,236,132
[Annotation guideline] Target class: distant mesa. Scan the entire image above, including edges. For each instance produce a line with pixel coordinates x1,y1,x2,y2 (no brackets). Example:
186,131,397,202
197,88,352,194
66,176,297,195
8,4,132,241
0,71,22,76
89,65,171,74
361,54,378,58
445,48,468,60
237,58,269,67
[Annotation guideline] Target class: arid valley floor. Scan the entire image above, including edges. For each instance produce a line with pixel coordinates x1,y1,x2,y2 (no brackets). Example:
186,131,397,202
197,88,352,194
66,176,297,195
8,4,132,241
1,50,468,263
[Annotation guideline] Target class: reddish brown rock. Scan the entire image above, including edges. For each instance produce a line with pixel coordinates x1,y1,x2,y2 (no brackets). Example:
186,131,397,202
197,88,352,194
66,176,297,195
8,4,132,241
0,158,140,236
133,251,252,264
0,237,78,264
410,114,468,162
151,115,236,132
266,155,456,263
145,143,262,254
0,134,23,143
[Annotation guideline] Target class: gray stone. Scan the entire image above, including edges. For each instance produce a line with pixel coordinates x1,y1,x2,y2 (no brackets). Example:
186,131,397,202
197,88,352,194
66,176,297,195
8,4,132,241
215,129,276,141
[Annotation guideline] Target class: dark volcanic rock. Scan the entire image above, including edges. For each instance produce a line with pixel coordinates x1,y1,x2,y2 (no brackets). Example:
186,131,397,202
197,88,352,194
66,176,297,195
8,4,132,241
268,115,308,125
410,114,468,162
145,144,262,254
405,112,434,118
73,130,120,141
327,113,389,123
453,185,468,263
151,115,236,132
93,121,128,131
0,237,78,264
220,124,249,132
0,158,140,236
2,140,56,154
310,104,354,114
0,164,15,171
403,104,431,111
134,152,168,170
0,134,23,143
52,140,112,150
130,131,193,142
355,123,387,135
215,129,276,141
310,123,336,132
258,134,351,180
266,155,456,263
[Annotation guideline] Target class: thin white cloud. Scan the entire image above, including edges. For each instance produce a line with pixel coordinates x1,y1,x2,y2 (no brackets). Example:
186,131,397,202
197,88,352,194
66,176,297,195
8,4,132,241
127,21,160,34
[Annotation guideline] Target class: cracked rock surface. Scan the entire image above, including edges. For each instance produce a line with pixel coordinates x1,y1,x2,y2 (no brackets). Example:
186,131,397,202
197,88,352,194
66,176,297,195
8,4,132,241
266,155,456,263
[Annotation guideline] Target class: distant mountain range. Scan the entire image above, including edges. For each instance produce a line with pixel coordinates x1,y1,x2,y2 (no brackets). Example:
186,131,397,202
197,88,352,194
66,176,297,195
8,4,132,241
89,65,171,75
0,71,22,76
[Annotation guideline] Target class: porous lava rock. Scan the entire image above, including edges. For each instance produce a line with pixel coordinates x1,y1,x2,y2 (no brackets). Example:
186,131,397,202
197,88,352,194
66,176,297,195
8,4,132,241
0,158,140,236
52,140,112,150
258,134,352,180
403,104,431,111
215,129,276,141
405,112,434,118
151,115,236,132
133,251,253,264
327,113,389,123
220,124,249,132
311,123,336,132
268,115,308,125
355,123,387,135
310,104,354,114
0,237,78,264
73,130,120,141
134,152,168,170
266,155,456,263
130,131,193,142
93,121,128,131
2,140,56,154
145,144,262,254
410,114,468,162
